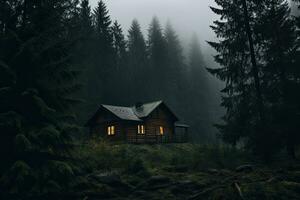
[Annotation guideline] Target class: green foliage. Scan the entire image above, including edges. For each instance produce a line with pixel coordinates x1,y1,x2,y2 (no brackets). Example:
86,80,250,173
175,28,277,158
14,134,32,153
209,0,300,158
0,0,81,196
47,161,74,185
1,161,33,193
77,142,252,174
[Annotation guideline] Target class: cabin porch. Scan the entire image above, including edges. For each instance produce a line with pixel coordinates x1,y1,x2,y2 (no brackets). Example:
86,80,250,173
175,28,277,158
126,123,189,144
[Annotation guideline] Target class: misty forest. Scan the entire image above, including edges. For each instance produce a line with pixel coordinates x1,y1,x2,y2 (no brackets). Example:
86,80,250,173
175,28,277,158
1,0,300,199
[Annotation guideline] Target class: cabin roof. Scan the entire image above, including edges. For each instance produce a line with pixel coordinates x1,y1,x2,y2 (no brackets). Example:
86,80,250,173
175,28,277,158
102,105,142,121
132,100,163,118
86,100,179,126
102,100,163,121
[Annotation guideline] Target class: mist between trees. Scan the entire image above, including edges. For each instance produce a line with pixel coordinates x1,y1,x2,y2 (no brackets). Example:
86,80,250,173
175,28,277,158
1,0,300,198
74,0,223,143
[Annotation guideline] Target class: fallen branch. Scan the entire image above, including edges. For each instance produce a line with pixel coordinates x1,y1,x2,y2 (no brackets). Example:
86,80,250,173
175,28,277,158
234,182,244,200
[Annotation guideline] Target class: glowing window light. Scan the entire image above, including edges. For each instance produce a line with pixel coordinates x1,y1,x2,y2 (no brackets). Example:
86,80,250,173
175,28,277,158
138,125,145,134
159,126,164,135
107,126,115,136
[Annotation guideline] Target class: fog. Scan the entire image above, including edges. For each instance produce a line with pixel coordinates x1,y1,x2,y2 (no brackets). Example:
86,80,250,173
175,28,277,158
90,0,218,58
88,0,224,141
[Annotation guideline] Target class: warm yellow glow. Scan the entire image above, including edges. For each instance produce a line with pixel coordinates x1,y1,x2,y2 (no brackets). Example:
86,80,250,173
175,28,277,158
159,126,164,135
107,126,115,136
138,125,145,134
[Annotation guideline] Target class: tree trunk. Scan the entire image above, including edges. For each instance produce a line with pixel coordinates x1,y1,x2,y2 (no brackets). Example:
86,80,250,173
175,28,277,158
241,0,265,122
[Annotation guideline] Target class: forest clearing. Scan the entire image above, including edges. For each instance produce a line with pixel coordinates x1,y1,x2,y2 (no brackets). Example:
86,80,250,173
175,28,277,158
3,143,300,200
1,0,300,199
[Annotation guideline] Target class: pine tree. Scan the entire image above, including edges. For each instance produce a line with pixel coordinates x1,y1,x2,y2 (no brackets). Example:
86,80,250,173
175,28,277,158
208,0,257,147
74,0,94,124
127,19,149,102
258,0,300,158
79,0,93,37
163,21,189,122
147,16,167,98
128,19,148,70
164,22,185,95
92,0,114,102
187,35,212,141
209,0,299,157
94,0,112,47
0,0,81,195
110,20,129,104
112,20,127,70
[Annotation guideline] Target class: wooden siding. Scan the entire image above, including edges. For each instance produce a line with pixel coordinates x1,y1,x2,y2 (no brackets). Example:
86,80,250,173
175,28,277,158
90,109,125,141
126,105,176,144
89,103,187,143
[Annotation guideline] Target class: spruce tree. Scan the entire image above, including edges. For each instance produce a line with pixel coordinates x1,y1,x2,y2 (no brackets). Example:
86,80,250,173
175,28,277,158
188,35,212,141
164,22,185,96
147,16,167,98
209,0,256,147
74,0,94,124
79,0,93,38
110,20,129,104
92,0,114,103
209,0,299,157
0,0,81,195
127,19,149,102
258,0,300,158
112,20,127,71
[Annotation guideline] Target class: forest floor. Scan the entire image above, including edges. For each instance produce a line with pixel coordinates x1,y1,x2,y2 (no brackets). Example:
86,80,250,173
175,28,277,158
67,143,300,200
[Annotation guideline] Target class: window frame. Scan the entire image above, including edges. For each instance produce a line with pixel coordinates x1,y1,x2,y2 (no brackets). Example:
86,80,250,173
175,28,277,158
107,125,115,136
137,124,145,135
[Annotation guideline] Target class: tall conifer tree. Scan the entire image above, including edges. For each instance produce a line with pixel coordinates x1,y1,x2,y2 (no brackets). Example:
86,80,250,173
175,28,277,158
0,0,81,195
127,19,149,102
209,0,299,157
147,17,167,98
92,0,114,102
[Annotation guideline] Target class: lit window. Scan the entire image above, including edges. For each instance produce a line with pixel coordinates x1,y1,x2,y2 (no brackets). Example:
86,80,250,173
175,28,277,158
107,126,115,136
138,125,145,134
159,126,164,135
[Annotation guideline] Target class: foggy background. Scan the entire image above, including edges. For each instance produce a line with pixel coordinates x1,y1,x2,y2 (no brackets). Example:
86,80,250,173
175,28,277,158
88,0,224,142
90,0,218,60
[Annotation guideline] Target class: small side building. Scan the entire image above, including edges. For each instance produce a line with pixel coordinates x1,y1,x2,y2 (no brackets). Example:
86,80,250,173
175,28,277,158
85,100,189,144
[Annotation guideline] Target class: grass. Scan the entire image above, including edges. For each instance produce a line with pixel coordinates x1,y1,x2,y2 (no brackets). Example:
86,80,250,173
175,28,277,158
69,141,300,200
74,140,254,175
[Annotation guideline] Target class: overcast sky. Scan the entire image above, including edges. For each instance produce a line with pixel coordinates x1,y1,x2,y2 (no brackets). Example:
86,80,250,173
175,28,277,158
90,0,218,55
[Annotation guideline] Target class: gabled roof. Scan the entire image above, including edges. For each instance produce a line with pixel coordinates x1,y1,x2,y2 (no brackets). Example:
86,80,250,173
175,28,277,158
86,100,179,126
102,105,142,121
132,100,163,118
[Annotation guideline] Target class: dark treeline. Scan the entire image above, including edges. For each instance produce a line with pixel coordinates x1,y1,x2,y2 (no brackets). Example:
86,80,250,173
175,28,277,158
0,0,82,195
74,1,217,142
0,0,216,195
1,0,300,197
209,0,300,159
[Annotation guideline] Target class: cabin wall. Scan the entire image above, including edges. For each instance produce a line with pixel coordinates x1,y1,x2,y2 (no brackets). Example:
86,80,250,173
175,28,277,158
90,110,125,141
144,106,175,143
89,104,178,143
124,121,141,143
126,105,176,143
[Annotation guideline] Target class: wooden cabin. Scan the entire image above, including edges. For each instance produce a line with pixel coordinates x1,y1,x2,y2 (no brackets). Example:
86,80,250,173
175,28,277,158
85,101,189,144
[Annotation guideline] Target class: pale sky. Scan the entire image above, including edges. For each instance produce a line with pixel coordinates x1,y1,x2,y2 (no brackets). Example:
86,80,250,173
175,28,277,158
89,0,218,56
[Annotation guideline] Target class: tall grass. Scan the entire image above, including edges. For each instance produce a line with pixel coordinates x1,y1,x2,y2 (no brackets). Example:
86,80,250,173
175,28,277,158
75,140,254,175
